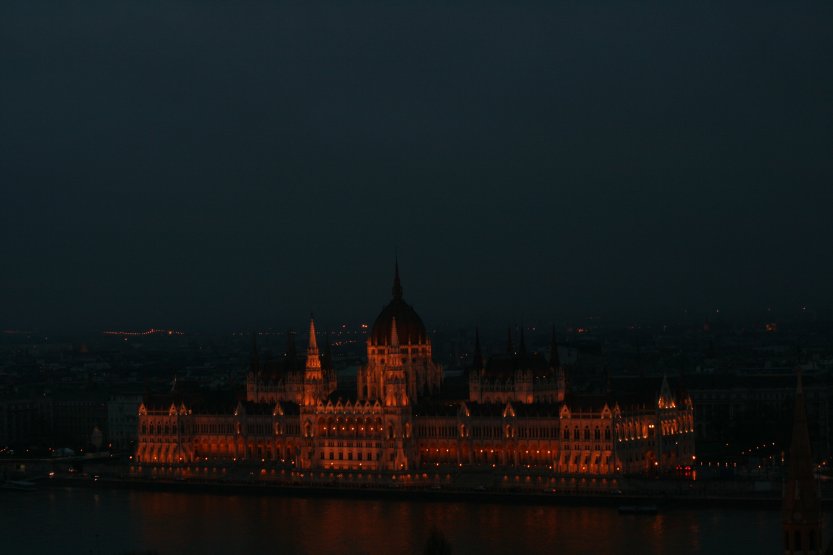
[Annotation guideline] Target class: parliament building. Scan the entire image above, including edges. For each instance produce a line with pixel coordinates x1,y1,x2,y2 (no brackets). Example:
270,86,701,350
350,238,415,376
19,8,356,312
135,264,695,476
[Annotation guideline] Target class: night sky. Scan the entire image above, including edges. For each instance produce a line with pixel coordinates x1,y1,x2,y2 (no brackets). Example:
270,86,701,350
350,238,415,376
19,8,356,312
2,1,832,332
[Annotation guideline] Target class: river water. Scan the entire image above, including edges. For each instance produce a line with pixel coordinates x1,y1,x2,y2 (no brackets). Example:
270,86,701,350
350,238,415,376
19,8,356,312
0,487,798,554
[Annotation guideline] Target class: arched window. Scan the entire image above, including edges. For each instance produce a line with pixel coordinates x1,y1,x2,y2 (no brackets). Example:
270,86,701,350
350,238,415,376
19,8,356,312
563,427,569,440
604,427,611,440
594,428,600,440
573,427,580,440
584,427,590,440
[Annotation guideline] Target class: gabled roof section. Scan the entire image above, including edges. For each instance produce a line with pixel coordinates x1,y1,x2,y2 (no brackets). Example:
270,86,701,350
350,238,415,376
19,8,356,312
658,375,676,409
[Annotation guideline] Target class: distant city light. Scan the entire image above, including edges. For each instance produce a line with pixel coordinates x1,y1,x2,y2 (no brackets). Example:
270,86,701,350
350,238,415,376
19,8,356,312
103,328,184,337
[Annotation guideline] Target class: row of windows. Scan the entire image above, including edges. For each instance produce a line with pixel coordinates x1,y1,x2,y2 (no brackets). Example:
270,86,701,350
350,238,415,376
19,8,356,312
323,441,383,448
320,451,384,461
561,444,608,451
562,427,611,441
415,425,457,439
369,347,428,355
561,453,610,466
398,424,613,441
471,426,502,439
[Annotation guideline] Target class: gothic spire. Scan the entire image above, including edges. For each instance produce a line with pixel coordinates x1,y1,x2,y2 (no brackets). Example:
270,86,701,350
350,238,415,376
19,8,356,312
308,315,318,352
392,258,403,300
783,368,822,552
306,316,321,370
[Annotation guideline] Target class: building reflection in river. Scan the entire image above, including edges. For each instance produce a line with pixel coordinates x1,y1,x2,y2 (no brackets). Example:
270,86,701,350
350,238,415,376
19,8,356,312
0,488,813,554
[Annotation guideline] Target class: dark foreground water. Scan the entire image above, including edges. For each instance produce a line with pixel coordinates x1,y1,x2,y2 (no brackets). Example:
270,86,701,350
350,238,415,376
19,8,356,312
0,487,803,554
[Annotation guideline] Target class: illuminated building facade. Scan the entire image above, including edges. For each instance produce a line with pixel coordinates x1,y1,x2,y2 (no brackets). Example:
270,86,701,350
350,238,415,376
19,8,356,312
135,265,695,476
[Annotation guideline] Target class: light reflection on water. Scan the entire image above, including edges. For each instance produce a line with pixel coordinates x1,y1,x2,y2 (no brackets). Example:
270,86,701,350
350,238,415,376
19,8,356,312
0,488,802,554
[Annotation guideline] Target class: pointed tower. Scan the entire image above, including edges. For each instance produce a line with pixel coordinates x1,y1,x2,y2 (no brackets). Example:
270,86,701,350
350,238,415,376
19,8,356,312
658,375,675,409
384,317,408,406
783,369,823,554
392,257,403,300
306,317,321,371
303,316,324,406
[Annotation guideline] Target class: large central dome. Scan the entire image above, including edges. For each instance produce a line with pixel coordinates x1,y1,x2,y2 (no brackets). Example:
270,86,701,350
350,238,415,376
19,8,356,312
370,262,428,346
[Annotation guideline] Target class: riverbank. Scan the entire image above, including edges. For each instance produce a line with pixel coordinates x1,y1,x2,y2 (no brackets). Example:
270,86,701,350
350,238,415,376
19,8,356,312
6,455,809,509
39,472,796,510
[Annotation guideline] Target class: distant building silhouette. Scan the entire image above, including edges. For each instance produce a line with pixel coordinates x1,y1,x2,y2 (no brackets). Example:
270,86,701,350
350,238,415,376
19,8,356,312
783,370,823,554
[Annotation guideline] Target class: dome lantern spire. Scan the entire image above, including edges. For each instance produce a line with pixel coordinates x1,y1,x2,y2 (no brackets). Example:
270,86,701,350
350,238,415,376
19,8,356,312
392,258,403,300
